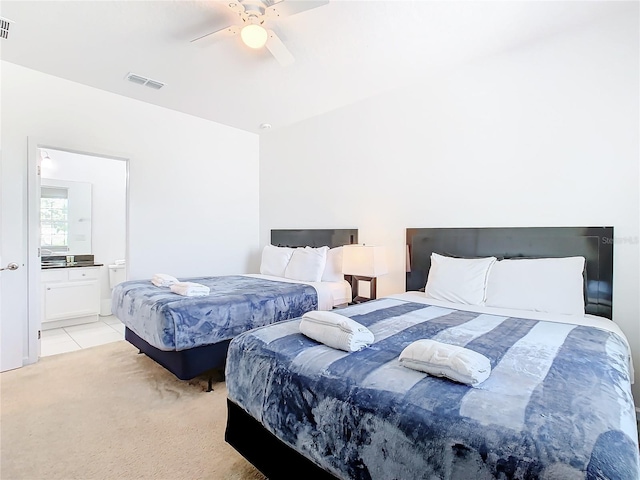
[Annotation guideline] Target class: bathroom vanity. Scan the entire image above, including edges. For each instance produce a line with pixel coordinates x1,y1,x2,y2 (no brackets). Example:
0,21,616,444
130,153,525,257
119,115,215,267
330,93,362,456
41,255,104,330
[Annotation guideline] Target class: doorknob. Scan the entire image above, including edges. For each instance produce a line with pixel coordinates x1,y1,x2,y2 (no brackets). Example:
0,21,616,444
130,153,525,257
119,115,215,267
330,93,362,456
0,262,19,271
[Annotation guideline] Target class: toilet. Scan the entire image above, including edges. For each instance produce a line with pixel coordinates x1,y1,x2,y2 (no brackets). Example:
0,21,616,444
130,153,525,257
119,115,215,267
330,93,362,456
108,261,126,289
101,261,126,316
100,260,127,317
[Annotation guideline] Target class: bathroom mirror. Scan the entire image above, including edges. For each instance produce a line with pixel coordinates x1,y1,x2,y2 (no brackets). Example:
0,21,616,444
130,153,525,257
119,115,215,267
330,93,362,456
40,178,92,255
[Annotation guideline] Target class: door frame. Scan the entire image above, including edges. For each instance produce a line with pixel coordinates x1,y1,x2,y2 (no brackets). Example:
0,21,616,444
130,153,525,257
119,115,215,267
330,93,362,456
27,138,130,365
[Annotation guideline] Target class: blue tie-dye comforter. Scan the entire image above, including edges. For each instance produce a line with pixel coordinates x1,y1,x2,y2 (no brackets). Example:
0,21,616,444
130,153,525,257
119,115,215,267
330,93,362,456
111,275,318,351
226,298,639,480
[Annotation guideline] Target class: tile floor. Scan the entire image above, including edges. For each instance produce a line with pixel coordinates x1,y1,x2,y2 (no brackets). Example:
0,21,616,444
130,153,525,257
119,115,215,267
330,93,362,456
40,315,125,357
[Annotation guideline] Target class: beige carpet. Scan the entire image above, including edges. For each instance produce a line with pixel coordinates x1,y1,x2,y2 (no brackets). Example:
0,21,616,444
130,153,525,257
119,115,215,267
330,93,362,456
0,340,267,480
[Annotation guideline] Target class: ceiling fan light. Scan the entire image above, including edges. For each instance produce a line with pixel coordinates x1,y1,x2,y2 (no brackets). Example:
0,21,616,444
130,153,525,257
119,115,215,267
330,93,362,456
241,24,268,49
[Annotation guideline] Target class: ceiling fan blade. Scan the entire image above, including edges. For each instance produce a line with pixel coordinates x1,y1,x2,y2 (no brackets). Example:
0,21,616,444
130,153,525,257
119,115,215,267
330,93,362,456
265,0,329,19
190,25,240,46
266,29,295,66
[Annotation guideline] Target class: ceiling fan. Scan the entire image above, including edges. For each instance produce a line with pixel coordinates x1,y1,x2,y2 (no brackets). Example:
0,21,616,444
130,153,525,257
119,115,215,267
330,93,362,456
191,0,329,66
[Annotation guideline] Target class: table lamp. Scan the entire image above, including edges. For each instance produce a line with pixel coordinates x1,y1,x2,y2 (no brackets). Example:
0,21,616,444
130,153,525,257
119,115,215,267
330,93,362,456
342,244,388,303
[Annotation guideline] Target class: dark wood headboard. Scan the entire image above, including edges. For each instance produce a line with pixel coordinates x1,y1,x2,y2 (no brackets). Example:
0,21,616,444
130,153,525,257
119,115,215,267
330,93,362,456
271,229,358,248
406,227,613,319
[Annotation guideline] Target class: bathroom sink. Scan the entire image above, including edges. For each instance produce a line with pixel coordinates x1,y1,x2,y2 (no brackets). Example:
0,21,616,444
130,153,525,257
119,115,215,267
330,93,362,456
42,254,96,268
41,260,67,267
42,261,96,268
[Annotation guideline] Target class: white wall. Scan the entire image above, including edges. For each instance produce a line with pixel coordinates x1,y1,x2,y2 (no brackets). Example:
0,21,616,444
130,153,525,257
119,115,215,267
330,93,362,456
1,61,260,369
260,14,640,402
41,150,127,314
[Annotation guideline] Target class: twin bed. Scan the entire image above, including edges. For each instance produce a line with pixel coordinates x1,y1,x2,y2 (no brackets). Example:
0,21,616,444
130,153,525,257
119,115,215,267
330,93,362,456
111,228,357,384
223,226,639,479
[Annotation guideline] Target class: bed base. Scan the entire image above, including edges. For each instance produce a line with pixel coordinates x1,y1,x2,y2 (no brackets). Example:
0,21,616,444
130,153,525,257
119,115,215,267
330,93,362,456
225,399,339,479
125,328,230,390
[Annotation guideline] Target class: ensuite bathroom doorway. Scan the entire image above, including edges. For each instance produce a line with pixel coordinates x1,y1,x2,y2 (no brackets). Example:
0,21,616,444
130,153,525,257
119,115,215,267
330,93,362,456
31,146,129,359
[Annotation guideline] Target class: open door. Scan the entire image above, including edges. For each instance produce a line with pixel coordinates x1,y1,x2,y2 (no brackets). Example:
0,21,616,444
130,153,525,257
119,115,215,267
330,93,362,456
2,137,129,371
0,138,40,371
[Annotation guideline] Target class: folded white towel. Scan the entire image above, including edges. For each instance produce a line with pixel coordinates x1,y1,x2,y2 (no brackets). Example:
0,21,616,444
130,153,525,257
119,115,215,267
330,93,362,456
399,339,491,386
299,310,374,352
170,281,210,297
151,273,179,287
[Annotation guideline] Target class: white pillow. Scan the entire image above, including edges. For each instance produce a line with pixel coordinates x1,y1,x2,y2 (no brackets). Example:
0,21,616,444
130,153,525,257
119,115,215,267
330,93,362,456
485,257,586,315
424,253,497,305
259,245,294,277
284,246,329,282
322,246,344,282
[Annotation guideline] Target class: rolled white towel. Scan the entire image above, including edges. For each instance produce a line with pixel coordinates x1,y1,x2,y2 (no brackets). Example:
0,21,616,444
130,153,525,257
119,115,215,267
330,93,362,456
399,339,491,386
151,273,179,287
299,310,374,352
170,281,210,297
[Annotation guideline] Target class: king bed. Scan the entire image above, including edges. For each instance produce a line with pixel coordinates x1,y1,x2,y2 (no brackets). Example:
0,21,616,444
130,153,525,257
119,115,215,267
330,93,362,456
111,228,357,385
224,226,639,479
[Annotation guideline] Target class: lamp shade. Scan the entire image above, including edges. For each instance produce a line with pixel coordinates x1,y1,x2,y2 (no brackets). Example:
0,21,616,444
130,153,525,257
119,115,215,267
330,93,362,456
342,244,388,277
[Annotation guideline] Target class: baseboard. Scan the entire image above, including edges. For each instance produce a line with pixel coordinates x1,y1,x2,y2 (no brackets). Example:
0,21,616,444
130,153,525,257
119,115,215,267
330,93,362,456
42,314,98,330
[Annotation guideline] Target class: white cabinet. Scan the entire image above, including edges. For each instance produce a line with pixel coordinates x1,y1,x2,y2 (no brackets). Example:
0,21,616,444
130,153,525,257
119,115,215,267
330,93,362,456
41,267,101,330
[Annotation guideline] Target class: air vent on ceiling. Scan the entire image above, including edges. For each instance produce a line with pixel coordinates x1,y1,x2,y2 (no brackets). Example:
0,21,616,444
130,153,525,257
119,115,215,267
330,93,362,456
145,80,164,90
0,17,14,40
125,72,165,90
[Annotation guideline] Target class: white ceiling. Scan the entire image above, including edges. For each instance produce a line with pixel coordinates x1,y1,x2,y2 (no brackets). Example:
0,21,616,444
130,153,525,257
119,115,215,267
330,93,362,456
0,1,631,134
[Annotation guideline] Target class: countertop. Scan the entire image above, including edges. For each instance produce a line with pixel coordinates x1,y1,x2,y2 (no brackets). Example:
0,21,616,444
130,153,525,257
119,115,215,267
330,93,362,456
41,262,104,270
41,254,102,270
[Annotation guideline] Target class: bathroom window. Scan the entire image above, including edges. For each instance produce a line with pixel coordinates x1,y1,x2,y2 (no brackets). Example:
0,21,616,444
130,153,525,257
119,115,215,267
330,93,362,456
40,187,69,252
